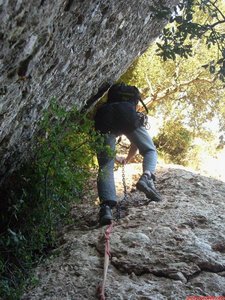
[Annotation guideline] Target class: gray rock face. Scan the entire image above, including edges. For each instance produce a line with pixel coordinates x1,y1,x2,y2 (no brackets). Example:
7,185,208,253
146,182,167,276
0,0,178,184
21,164,225,299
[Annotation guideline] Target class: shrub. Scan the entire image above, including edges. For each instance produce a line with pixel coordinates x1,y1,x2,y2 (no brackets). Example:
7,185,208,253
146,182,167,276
0,101,104,299
154,120,192,165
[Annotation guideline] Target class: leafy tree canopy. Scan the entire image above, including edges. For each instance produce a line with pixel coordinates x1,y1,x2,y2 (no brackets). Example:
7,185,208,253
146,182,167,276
121,0,225,137
155,0,225,82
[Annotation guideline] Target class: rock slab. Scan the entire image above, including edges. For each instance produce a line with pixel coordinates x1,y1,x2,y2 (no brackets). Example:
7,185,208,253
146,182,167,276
0,0,179,184
21,164,225,299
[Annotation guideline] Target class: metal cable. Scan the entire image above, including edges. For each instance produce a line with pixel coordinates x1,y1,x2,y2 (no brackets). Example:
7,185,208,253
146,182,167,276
122,164,128,201
115,164,128,220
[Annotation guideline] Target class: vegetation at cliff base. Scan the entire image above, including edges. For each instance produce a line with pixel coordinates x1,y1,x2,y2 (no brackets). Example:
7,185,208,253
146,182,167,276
0,102,104,299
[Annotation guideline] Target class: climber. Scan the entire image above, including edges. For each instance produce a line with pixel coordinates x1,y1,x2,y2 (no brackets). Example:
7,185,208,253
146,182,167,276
94,83,162,226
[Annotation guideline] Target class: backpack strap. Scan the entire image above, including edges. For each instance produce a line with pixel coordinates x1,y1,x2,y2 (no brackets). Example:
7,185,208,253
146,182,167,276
139,98,149,114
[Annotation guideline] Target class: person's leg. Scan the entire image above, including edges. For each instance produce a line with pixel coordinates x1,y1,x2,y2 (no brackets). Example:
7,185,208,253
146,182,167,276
97,133,117,225
126,126,157,173
126,126,162,201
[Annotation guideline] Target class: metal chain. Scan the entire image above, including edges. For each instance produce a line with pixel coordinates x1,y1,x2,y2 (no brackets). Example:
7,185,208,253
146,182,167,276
115,164,128,220
122,164,128,201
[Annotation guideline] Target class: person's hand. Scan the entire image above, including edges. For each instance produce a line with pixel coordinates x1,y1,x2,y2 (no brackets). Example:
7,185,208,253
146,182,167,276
116,156,127,164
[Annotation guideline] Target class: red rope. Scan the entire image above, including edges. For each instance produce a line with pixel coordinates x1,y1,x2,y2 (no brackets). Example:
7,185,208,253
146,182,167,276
105,223,113,256
97,223,113,300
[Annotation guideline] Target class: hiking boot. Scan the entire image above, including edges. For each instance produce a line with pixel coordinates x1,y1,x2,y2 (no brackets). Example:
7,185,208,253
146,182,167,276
136,173,162,202
99,204,113,226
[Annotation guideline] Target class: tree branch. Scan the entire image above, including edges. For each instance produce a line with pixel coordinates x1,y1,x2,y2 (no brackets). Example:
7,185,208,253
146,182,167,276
209,19,225,29
209,0,225,20
141,73,217,110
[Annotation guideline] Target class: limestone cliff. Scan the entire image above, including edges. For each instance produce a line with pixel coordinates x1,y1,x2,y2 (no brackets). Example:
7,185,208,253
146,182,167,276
21,163,225,299
0,0,179,185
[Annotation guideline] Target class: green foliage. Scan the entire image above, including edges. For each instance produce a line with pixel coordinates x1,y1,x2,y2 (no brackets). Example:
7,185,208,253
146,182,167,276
157,0,225,81
153,120,192,165
120,14,225,164
121,40,225,129
121,1,225,167
36,100,103,202
0,100,103,299
120,1,225,149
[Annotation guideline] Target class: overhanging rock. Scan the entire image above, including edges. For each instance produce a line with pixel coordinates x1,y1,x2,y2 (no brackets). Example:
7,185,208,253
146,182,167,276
0,0,179,185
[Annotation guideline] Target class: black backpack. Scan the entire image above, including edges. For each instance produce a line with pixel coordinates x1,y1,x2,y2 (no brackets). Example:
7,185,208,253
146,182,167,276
94,83,148,135
107,83,149,113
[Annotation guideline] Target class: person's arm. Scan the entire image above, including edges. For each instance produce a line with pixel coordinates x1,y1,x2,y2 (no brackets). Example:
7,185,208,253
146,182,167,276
126,143,138,163
116,143,138,164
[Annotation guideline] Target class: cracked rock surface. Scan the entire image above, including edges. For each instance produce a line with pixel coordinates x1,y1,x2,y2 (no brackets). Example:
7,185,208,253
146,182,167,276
22,163,225,299
0,0,179,184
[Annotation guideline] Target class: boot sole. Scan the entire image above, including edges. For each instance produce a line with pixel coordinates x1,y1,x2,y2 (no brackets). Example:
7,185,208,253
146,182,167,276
136,181,162,202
